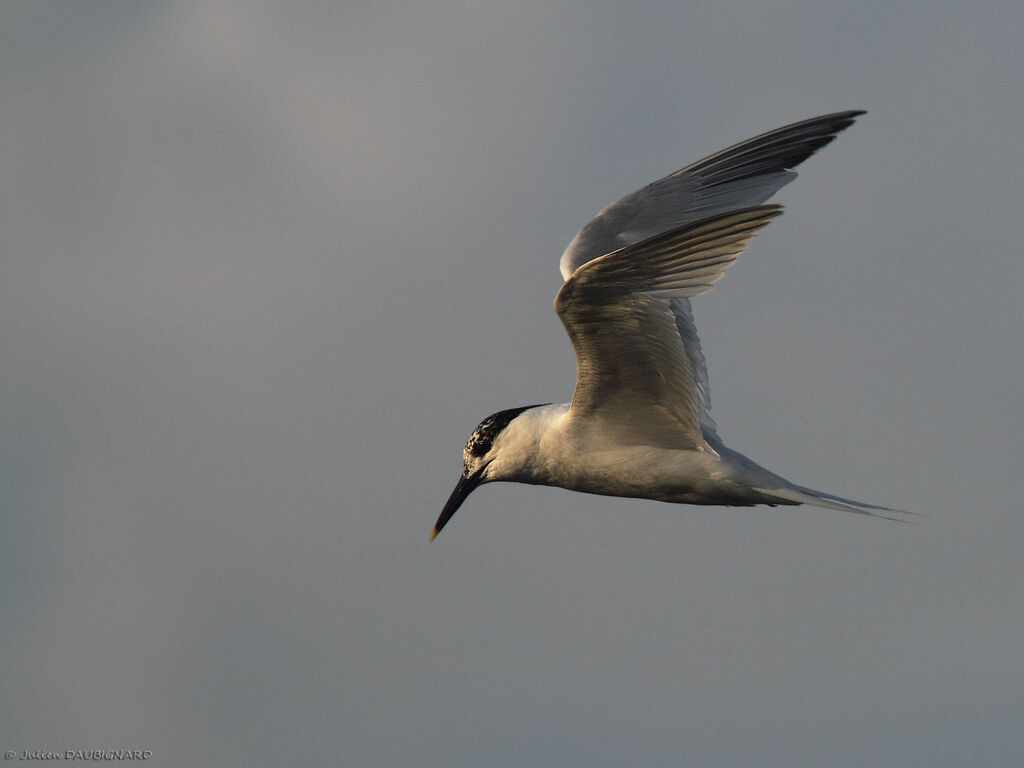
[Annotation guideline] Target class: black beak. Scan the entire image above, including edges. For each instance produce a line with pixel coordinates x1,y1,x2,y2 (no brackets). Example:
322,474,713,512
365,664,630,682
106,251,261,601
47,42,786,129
431,469,484,541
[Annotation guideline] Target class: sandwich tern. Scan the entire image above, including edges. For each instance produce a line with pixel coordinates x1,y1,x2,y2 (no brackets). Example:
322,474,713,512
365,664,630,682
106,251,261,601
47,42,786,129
433,110,901,540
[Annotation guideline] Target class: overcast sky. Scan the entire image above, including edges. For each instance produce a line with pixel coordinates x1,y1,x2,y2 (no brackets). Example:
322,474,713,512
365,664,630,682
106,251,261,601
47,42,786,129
2,1,1023,766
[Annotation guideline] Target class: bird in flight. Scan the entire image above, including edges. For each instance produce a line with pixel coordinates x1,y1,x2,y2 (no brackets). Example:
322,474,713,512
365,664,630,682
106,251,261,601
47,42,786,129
432,110,901,541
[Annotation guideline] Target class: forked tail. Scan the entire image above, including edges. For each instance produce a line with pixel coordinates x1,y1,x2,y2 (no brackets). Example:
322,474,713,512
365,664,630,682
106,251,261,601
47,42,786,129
759,484,912,523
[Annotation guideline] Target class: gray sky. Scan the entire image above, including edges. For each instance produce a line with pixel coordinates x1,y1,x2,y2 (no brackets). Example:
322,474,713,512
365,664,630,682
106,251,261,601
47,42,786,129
2,1,1023,766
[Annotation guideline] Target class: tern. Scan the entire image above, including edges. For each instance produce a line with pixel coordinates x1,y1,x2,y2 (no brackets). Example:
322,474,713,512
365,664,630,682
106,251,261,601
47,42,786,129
433,110,901,541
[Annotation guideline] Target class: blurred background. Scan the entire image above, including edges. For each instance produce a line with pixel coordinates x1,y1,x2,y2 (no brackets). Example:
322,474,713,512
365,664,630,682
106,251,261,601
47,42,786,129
2,1,1022,766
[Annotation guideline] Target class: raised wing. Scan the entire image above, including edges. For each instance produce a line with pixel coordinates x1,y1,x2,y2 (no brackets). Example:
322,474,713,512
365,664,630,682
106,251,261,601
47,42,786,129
556,111,864,439
555,206,782,447
558,110,864,280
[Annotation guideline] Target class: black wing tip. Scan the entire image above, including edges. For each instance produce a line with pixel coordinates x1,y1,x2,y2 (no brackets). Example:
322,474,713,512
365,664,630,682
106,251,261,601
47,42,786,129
805,110,866,142
782,109,868,144
790,109,867,130
815,108,866,119
691,110,866,188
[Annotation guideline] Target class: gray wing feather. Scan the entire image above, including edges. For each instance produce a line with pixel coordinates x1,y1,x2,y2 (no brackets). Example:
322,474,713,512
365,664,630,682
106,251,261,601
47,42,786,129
555,207,781,447
558,110,864,279
556,111,864,439
669,296,718,437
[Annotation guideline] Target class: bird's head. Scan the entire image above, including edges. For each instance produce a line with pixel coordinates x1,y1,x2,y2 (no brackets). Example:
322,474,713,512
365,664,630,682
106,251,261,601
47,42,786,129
431,404,545,541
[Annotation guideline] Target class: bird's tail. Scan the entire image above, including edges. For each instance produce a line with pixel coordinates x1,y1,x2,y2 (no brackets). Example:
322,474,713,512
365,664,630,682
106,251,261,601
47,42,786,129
759,483,912,523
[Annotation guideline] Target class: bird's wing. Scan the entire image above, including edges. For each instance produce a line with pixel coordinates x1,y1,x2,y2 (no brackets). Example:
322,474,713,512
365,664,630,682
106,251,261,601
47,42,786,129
555,206,781,447
558,111,864,279
556,110,864,437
